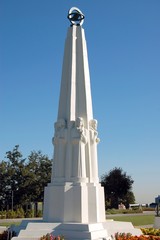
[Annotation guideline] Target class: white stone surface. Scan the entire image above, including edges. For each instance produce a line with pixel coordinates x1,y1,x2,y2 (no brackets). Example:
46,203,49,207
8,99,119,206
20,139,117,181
12,220,142,240
154,216,160,228
43,24,106,224
43,182,106,223
103,221,142,237
49,25,100,186
12,222,109,240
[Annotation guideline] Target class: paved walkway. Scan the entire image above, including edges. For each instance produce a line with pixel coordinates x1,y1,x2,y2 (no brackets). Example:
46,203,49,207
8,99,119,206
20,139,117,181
136,225,153,229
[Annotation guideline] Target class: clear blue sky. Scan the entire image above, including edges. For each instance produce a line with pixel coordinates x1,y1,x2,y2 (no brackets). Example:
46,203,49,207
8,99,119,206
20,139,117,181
1,0,160,204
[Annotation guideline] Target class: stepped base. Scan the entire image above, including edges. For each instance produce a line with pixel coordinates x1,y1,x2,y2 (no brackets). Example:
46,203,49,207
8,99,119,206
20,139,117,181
103,220,142,237
154,216,160,229
43,182,106,223
11,220,142,240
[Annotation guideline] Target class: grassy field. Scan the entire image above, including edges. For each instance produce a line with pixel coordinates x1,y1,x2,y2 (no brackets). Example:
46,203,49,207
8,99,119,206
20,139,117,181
0,214,156,240
106,215,154,226
0,215,155,227
0,222,21,227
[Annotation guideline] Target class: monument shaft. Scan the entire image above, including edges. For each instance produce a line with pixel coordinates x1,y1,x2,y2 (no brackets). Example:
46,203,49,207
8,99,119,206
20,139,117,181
43,23,106,224
51,25,99,184
58,26,93,123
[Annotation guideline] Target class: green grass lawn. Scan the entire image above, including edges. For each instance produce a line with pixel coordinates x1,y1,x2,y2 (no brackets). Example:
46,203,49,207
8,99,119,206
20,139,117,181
0,215,154,228
0,222,21,227
106,215,154,226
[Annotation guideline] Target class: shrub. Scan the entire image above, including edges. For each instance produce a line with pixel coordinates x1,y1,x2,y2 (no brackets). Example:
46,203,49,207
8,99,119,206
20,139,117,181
0,211,6,219
36,210,42,217
141,228,160,236
0,230,16,240
6,210,16,219
114,232,160,240
142,207,155,212
25,209,34,218
0,230,8,240
114,232,132,240
106,208,143,215
15,207,25,218
40,233,64,240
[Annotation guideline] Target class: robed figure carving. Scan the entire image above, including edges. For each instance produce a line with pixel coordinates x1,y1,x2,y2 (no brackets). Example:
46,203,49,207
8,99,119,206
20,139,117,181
52,118,67,180
89,119,100,183
71,117,88,182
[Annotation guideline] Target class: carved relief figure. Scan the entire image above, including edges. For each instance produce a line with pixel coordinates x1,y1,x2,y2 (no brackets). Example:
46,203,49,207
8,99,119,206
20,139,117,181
64,120,74,181
52,118,67,180
71,117,87,181
89,119,100,182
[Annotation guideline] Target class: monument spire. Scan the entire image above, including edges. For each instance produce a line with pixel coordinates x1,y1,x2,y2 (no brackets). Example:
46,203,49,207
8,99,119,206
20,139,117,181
58,8,93,126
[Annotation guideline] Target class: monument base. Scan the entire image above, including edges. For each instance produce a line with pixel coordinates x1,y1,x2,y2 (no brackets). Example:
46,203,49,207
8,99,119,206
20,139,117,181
12,222,110,240
43,182,106,223
154,216,160,228
11,219,142,240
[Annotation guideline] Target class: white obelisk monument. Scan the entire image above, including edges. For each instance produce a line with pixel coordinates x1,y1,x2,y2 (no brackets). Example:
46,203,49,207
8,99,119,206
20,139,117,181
12,7,142,240
42,7,108,238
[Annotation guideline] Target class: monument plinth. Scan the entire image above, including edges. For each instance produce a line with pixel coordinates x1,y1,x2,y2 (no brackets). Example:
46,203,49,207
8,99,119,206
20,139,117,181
12,7,142,240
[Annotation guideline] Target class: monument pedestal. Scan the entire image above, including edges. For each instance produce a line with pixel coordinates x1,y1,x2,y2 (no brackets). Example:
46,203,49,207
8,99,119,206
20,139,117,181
43,182,106,223
12,222,110,240
154,216,160,228
12,220,142,240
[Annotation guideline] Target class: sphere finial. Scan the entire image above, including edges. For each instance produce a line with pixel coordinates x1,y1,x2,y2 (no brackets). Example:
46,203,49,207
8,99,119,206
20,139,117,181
68,7,85,26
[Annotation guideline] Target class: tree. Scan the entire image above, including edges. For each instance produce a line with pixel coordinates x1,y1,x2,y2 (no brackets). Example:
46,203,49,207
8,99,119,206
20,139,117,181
26,151,52,203
0,145,26,210
0,145,52,211
101,167,134,209
124,191,135,208
0,160,9,210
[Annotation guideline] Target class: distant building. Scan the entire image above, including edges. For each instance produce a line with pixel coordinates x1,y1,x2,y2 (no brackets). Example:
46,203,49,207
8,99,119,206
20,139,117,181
129,203,148,209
